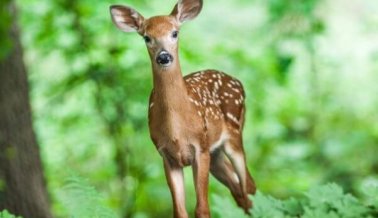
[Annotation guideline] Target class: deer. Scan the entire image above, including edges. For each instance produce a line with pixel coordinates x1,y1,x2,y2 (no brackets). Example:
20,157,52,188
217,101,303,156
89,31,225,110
110,0,256,217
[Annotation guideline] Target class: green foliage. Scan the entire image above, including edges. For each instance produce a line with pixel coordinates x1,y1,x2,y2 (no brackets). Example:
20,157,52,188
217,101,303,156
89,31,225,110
213,184,378,218
211,195,247,218
58,175,117,218
253,184,373,218
303,184,369,218
0,0,13,59
9,0,378,216
0,210,22,218
361,179,378,208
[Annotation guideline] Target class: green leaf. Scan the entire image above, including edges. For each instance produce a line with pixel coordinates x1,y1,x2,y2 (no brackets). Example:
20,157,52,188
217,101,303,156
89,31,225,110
211,194,247,218
282,197,303,216
0,210,23,218
251,191,286,218
58,175,118,218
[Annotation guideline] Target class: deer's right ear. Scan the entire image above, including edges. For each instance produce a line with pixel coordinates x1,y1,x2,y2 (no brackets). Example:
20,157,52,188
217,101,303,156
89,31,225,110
171,0,203,24
110,5,144,33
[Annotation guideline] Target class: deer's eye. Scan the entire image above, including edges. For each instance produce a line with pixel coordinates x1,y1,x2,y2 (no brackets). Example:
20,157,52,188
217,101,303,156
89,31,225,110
143,35,151,43
172,31,178,39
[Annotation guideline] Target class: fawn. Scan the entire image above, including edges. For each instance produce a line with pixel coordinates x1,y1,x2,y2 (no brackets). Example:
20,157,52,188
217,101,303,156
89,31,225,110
110,0,256,217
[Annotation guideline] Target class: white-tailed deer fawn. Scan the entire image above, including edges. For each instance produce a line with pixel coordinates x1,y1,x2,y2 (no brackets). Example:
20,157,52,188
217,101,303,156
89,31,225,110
110,0,256,217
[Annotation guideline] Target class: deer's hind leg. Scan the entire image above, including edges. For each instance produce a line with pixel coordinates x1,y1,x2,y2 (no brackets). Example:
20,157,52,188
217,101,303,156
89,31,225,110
222,134,255,213
246,166,256,195
210,146,254,214
210,149,244,206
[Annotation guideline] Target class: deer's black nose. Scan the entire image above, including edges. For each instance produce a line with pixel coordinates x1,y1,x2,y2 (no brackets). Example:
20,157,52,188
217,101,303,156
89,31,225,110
156,50,173,66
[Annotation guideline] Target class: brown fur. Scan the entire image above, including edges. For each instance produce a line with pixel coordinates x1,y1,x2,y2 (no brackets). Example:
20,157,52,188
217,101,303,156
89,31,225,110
110,1,256,217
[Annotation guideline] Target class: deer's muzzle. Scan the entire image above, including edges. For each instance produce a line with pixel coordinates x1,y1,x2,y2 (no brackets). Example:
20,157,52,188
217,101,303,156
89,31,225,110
156,50,173,66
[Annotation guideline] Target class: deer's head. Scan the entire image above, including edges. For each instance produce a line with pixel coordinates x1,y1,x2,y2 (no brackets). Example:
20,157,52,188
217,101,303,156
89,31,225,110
110,0,203,69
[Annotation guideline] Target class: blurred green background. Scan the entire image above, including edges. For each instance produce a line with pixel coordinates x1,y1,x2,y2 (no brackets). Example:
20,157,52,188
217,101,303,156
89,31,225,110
12,0,378,217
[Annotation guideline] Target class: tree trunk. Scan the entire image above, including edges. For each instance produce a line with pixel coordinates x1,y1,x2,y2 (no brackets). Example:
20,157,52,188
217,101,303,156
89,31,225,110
0,2,52,218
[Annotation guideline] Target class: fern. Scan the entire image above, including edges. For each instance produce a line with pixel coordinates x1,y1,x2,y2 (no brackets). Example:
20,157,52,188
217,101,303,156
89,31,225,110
0,210,22,218
303,183,369,218
212,194,248,218
212,183,377,218
58,175,118,218
361,180,378,210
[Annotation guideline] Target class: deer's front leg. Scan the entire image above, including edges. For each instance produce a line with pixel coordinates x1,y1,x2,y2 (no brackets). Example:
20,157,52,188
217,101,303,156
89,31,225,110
163,159,188,218
192,150,211,218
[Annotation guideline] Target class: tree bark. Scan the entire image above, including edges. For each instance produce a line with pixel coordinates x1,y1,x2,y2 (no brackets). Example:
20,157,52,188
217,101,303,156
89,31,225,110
0,2,52,218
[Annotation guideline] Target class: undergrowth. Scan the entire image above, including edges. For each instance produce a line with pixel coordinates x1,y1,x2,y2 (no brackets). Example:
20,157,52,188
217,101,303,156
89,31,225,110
0,210,22,218
213,183,378,218
58,175,118,218
1,180,377,217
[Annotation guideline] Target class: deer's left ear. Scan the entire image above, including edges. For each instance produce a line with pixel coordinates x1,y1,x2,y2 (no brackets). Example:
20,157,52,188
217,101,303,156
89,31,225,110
170,0,203,24
110,5,144,33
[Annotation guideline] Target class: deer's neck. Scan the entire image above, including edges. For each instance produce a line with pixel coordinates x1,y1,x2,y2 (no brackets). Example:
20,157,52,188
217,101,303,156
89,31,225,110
151,60,190,113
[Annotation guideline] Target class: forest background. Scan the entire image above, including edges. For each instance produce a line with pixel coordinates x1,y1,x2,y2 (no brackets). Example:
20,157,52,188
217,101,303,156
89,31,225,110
0,0,377,217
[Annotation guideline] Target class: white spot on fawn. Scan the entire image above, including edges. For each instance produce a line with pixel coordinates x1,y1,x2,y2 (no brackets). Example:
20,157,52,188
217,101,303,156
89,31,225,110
233,88,240,93
227,112,239,125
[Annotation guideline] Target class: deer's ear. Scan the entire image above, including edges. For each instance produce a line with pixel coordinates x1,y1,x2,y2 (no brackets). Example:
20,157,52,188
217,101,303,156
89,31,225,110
171,0,203,24
110,5,144,33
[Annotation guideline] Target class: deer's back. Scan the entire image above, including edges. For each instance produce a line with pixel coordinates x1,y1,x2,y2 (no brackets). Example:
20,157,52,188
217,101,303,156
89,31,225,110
184,70,246,132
